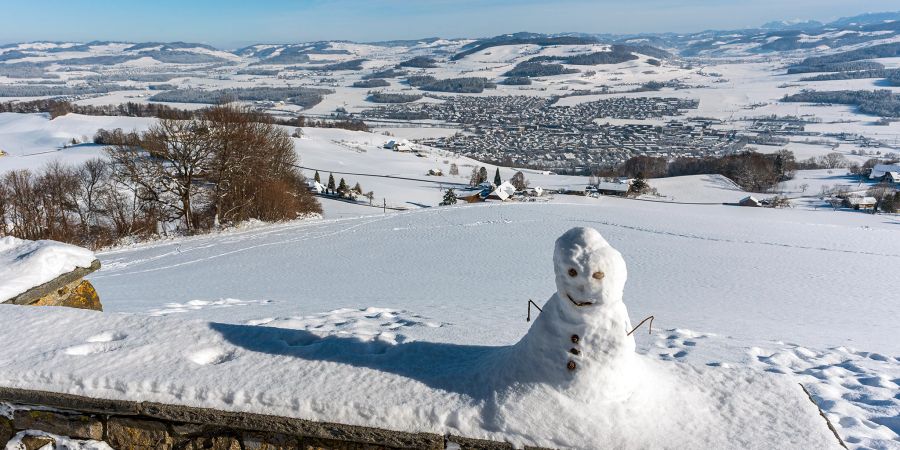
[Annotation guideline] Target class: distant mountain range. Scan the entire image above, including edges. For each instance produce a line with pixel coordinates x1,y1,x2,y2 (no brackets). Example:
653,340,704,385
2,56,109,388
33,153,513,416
0,10,897,66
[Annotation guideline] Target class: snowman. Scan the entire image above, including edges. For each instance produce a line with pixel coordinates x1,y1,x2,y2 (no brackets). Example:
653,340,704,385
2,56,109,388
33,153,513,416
498,227,639,399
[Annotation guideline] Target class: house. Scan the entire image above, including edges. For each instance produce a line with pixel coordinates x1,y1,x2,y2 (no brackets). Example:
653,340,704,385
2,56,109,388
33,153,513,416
496,181,517,197
457,190,486,203
560,185,588,196
869,164,900,180
596,181,630,196
844,196,877,210
308,180,325,194
383,139,412,152
879,171,900,184
739,196,762,207
428,168,443,176
0,149,6,157
486,186,512,201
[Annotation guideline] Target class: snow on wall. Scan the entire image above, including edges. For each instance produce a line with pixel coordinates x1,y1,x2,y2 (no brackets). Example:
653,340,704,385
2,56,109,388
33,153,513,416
0,236,96,301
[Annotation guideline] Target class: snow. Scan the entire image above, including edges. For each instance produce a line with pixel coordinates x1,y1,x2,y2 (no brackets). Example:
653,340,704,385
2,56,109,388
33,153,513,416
0,201,872,447
0,223,847,448
0,236,96,301
1,36,899,448
0,113,152,174
6,430,112,450
646,174,753,203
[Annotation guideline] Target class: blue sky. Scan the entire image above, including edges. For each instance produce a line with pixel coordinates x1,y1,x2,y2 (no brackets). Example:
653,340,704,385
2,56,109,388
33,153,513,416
0,0,897,49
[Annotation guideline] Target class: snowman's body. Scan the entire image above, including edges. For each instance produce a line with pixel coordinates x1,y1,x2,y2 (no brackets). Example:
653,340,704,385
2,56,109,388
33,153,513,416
497,227,638,400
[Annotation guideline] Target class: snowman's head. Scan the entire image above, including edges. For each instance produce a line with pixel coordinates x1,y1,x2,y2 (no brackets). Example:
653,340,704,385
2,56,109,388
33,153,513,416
553,227,627,310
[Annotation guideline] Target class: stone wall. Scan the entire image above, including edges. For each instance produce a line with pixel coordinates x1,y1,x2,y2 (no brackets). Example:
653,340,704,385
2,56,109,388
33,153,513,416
2,259,102,311
0,387,551,450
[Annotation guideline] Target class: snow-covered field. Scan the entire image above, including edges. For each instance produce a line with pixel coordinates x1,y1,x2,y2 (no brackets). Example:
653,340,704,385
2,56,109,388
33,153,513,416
2,200,891,447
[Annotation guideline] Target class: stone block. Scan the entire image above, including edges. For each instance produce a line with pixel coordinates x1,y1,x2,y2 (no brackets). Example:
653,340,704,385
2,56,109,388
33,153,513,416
21,434,55,450
445,434,515,450
13,409,103,440
108,417,173,450
180,435,242,450
243,432,301,450
30,279,102,311
0,417,13,446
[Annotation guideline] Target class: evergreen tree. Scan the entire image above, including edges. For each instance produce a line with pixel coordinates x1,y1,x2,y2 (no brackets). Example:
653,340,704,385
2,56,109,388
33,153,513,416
494,168,502,186
327,173,336,194
628,172,648,197
441,188,457,206
337,178,349,197
314,171,321,183
352,182,362,194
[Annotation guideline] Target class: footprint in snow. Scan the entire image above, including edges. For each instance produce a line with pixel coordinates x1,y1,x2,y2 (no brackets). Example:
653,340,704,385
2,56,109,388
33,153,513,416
87,331,128,343
188,347,237,365
63,331,128,356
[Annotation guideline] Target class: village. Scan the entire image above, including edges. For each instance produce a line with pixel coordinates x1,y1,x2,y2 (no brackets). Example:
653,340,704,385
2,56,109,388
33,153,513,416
362,95,741,172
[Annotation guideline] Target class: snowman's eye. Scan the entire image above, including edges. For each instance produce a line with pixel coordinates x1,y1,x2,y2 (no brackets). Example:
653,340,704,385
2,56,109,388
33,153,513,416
568,268,577,277
592,271,605,280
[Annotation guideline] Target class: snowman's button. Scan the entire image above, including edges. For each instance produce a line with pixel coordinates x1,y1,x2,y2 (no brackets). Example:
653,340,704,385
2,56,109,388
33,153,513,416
567,361,577,371
569,348,580,356
571,334,580,344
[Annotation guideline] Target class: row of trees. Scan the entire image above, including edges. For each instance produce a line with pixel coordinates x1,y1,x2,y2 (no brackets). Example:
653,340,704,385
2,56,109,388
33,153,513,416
617,150,797,192
467,166,528,190
0,99,197,120
0,104,321,248
782,90,900,118
312,171,375,204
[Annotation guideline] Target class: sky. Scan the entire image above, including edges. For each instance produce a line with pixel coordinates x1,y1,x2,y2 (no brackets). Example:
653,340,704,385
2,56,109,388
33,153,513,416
0,0,898,49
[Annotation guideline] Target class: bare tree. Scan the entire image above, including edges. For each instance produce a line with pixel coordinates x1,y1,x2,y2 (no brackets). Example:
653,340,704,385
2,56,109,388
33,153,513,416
821,152,848,169
107,117,213,232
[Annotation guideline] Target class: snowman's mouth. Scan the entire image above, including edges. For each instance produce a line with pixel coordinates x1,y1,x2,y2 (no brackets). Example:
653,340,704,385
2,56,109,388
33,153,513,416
566,292,594,307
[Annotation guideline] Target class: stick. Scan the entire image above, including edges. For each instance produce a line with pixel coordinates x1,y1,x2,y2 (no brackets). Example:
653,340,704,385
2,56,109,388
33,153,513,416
626,315,654,336
526,299,542,322
799,384,848,449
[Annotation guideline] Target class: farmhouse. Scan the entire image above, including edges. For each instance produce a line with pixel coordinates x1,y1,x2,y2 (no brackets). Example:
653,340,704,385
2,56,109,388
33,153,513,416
844,196,877,210
308,180,325,194
869,164,900,180
383,139,412,152
878,171,900,184
596,181,630,196
739,196,762,207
